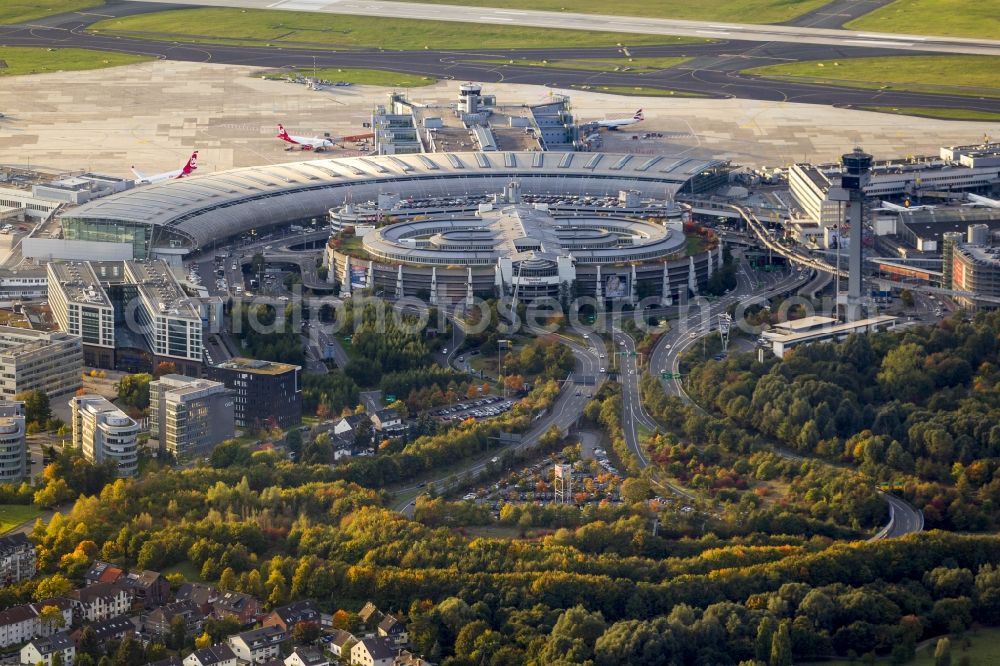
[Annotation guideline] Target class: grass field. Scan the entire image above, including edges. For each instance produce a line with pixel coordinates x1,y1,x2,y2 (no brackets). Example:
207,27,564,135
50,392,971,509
394,0,829,24
0,0,103,25
573,84,707,98
89,8,698,51
161,560,204,583
0,505,41,533
267,67,435,87
805,627,1000,665
0,46,150,76
745,55,1000,99
844,0,1000,40
862,106,1000,122
474,56,691,74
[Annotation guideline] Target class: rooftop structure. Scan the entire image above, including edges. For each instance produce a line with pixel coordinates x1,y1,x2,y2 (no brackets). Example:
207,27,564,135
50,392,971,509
763,315,898,358
59,151,726,258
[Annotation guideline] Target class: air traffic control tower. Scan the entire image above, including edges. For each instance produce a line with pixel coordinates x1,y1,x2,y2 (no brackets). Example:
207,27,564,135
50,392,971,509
829,147,873,322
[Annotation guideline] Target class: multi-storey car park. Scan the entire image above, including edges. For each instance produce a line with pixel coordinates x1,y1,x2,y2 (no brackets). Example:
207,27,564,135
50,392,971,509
58,151,731,304
330,182,722,304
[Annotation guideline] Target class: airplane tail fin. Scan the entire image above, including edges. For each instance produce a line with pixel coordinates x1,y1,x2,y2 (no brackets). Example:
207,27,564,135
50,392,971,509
180,151,198,176
634,109,644,121
130,166,146,181
277,124,291,140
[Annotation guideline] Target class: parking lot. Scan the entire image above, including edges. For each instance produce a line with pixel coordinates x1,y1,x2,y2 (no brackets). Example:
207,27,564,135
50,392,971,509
459,447,624,508
433,395,515,423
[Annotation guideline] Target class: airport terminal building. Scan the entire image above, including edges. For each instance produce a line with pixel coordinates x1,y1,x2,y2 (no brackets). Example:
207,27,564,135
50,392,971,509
58,151,727,257
57,151,728,304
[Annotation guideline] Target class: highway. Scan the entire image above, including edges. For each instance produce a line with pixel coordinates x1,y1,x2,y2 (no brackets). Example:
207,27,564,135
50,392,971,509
634,248,923,539
3,5,1000,114
391,329,603,516
125,0,1000,56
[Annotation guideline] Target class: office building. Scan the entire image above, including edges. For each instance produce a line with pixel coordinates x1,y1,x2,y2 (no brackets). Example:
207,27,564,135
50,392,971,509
69,395,139,478
0,401,26,485
47,262,116,368
207,358,301,430
0,326,82,399
48,260,203,374
148,375,234,459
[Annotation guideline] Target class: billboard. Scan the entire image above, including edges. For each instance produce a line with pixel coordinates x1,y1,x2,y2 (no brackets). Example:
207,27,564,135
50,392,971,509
605,274,628,299
350,266,368,288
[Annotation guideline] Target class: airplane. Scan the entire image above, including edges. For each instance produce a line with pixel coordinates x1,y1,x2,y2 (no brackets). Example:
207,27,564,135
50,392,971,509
131,151,198,184
276,124,335,151
594,109,644,130
874,200,935,213
965,193,1000,209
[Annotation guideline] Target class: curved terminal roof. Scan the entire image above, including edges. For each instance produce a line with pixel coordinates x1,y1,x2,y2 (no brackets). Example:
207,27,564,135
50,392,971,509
61,151,724,250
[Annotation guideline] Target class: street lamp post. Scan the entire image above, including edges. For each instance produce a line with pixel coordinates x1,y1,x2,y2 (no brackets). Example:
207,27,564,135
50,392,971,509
498,339,511,399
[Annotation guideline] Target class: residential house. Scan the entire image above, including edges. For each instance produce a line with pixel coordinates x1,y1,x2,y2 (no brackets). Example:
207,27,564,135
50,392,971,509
377,615,408,647
176,583,219,616
176,583,259,626
69,583,132,622
262,600,322,633
0,532,36,585
370,409,403,434
83,561,124,586
213,590,260,626
358,602,382,628
393,652,435,666
328,629,356,658
143,600,206,641
32,599,74,638
332,414,366,438
350,637,396,666
75,615,135,646
183,645,238,666
124,570,170,607
20,631,75,666
1,598,74,648
226,626,286,664
284,646,329,666
0,605,38,649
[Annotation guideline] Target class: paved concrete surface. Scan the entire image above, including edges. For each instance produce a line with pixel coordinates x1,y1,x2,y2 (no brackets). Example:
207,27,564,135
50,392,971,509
1,61,996,176
121,0,1000,56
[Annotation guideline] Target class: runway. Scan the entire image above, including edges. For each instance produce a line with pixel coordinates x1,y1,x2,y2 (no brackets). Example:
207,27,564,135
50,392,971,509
111,0,1000,57
3,9,999,116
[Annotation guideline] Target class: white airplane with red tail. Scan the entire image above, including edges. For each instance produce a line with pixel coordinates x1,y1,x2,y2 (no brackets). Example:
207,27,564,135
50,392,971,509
277,124,335,151
131,151,198,184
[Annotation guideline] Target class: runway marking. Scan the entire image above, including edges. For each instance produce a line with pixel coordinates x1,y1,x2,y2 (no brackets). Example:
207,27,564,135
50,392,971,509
846,39,913,47
696,30,731,36
857,33,925,41
479,15,514,21
493,10,527,14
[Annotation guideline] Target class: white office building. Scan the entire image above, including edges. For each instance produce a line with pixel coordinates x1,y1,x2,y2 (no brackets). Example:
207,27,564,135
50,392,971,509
69,395,139,478
0,401,26,485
